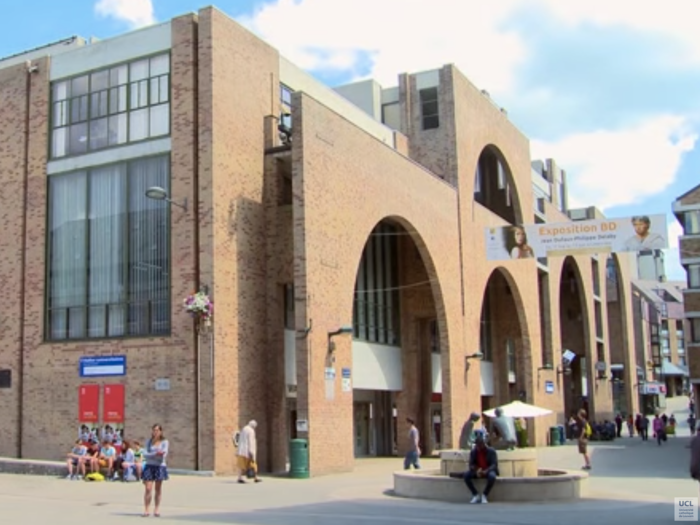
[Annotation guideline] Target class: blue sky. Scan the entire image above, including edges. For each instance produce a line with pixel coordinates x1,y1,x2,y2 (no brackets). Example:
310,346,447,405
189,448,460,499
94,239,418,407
2,0,696,280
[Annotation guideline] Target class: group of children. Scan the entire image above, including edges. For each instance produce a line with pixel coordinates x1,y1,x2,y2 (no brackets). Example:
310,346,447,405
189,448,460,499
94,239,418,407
65,424,144,481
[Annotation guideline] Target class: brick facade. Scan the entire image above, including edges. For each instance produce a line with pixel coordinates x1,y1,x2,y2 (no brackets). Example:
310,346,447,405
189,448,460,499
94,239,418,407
0,7,637,475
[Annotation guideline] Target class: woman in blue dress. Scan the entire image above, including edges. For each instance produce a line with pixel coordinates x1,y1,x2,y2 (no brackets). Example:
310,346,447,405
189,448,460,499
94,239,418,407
141,424,169,517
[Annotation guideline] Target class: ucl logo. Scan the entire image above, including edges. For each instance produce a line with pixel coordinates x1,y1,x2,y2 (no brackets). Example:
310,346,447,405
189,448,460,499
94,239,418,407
675,497,698,521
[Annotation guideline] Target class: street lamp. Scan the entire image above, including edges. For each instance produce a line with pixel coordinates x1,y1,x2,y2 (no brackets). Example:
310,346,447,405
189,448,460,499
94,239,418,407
145,186,188,211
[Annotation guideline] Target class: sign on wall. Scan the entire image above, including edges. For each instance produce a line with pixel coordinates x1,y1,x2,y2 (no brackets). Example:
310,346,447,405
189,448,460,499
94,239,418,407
103,384,125,445
79,356,126,378
78,384,100,423
485,214,668,261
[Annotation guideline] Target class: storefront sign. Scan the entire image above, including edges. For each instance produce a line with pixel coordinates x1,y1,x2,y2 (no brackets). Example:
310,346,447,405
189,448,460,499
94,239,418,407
640,382,667,395
485,214,667,261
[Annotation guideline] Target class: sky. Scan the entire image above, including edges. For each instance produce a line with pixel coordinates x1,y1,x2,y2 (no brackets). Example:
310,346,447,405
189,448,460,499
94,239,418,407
1,0,696,280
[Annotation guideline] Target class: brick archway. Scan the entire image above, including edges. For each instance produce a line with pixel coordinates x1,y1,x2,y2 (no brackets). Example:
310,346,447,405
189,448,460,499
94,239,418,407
479,267,533,411
473,144,524,226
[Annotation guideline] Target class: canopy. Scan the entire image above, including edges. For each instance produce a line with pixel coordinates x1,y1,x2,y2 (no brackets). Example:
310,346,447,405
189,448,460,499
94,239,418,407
483,400,553,419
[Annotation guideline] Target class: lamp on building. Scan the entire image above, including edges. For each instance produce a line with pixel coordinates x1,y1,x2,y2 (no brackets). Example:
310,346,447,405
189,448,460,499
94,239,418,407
327,325,353,354
145,186,188,211
464,352,483,371
537,363,553,379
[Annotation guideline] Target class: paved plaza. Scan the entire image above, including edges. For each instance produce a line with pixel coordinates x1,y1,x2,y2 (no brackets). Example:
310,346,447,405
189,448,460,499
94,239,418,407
2,398,697,524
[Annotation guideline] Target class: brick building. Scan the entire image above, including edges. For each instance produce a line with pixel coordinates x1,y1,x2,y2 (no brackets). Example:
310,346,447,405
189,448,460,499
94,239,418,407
673,184,700,403
0,7,639,475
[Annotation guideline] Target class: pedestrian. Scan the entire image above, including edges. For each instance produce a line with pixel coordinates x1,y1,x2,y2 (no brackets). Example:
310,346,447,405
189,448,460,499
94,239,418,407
689,413,697,436
614,413,623,438
653,415,666,446
626,414,634,437
577,409,591,470
236,420,261,483
141,424,169,518
404,417,421,470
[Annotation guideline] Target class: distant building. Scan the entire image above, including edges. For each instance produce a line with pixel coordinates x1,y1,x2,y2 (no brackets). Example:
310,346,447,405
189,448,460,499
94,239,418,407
673,184,700,404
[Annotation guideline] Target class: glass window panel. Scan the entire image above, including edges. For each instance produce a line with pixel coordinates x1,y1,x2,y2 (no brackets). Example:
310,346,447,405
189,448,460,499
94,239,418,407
88,163,127,337
91,91,109,118
70,95,89,123
108,114,128,146
130,59,149,81
110,65,128,87
109,85,127,114
53,81,69,101
159,76,169,103
150,76,169,105
150,54,170,76
422,101,438,116
129,109,149,141
71,75,89,97
91,70,109,92
130,80,149,109
68,123,88,154
53,101,68,127
149,104,169,137
689,264,700,289
89,117,109,150
48,171,87,340
52,128,67,158
128,156,170,336
685,211,700,235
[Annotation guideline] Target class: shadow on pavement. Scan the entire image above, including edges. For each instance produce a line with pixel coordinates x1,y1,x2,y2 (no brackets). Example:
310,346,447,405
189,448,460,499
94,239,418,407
158,497,676,525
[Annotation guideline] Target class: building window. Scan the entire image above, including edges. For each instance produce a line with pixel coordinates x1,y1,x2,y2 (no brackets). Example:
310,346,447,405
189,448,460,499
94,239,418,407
284,284,295,330
46,155,170,340
480,290,493,361
506,339,516,383
353,222,400,345
679,356,687,367
689,264,700,289
592,260,600,297
51,54,170,159
280,83,293,129
419,87,439,130
430,319,440,353
684,210,700,235
691,318,700,343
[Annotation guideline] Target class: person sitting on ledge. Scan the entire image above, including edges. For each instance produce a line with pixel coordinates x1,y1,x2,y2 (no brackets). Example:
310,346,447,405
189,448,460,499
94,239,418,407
463,433,499,504
490,408,517,450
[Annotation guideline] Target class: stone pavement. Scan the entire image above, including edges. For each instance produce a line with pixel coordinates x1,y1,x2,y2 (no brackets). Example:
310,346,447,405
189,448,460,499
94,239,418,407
1,396,696,524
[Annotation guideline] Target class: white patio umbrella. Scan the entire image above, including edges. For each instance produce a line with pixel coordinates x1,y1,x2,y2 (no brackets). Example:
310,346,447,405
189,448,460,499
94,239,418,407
483,400,553,419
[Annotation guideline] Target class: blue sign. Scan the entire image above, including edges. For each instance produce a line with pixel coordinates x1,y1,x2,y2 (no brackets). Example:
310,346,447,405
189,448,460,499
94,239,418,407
342,368,351,379
545,380,555,394
79,356,126,378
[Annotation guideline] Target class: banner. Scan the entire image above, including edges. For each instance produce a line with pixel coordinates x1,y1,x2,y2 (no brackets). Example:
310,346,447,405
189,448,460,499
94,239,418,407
78,384,100,444
485,214,668,261
103,384,125,446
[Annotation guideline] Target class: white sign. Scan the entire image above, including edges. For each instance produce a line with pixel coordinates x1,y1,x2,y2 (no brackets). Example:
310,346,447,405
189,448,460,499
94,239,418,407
154,378,170,391
324,367,336,400
485,214,668,261
675,497,698,521
342,378,352,392
562,350,576,366
296,419,308,433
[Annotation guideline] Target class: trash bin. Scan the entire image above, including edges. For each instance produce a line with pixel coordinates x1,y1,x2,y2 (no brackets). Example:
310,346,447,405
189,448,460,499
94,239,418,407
557,425,566,445
549,426,560,446
289,439,309,479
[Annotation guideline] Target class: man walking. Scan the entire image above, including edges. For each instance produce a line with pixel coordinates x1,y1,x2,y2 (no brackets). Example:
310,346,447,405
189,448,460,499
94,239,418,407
404,418,421,470
463,434,499,504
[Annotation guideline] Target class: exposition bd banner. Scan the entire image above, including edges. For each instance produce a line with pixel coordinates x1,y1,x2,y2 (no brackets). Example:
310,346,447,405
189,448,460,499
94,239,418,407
485,214,668,261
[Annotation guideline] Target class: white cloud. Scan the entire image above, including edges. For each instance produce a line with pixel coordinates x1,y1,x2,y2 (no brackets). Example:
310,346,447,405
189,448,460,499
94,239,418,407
240,0,528,95
530,116,698,209
95,0,155,28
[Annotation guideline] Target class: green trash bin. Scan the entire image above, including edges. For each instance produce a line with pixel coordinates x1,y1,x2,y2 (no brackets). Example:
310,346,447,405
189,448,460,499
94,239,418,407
549,426,560,446
289,439,309,479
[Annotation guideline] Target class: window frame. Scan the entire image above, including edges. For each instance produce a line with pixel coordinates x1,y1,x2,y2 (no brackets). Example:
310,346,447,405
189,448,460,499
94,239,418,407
688,263,700,290
49,53,172,160
44,153,172,342
684,210,700,235
692,318,700,343
419,87,440,130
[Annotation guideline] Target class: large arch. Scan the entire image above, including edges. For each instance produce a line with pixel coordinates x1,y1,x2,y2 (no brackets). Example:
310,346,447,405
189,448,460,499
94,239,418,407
559,256,593,420
348,216,451,458
605,254,640,416
473,144,524,226
478,267,534,414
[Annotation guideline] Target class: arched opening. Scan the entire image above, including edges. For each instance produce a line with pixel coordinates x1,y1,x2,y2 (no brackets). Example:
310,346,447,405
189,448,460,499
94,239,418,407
559,257,591,422
351,219,447,458
478,269,530,414
473,145,522,225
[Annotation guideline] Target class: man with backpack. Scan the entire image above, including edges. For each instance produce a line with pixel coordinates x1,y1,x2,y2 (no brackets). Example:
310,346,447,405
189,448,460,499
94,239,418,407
577,409,592,470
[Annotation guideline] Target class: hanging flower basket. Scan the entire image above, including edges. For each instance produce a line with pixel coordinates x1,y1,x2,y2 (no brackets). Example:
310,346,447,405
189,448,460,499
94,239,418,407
183,291,213,326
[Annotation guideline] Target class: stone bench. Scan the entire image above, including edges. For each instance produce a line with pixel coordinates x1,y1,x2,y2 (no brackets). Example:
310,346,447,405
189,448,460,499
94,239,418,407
439,448,537,478
0,457,214,477
394,468,588,503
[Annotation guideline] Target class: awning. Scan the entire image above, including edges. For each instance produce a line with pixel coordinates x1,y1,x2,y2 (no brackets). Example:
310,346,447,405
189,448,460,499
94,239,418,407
610,364,645,377
660,361,689,377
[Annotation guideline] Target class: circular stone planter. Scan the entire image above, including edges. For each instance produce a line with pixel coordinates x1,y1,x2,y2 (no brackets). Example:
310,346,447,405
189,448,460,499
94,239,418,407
393,468,588,503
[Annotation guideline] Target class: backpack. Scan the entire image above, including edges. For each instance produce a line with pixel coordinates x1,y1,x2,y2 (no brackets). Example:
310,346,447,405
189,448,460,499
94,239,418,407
585,422,592,438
